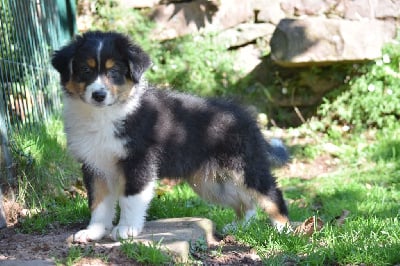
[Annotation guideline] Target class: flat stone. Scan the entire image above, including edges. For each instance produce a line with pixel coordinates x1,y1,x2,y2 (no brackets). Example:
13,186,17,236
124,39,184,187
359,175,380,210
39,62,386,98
65,217,215,263
150,0,254,40
218,23,275,48
0,260,53,266
136,217,216,263
280,0,330,16
234,44,263,75
253,0,286,24
341,0,400,20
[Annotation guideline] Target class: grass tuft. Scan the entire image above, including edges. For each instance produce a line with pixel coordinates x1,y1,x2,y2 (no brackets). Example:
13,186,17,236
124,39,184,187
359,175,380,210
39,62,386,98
120,238,172,265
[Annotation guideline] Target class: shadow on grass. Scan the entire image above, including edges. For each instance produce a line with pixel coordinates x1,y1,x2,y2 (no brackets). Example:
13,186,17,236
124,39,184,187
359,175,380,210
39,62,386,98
284,167,400,222
9,119,81,200
371,139,400,162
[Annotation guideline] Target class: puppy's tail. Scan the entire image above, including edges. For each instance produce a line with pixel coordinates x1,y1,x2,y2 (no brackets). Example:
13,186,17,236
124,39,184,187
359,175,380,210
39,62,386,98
267,138,290,168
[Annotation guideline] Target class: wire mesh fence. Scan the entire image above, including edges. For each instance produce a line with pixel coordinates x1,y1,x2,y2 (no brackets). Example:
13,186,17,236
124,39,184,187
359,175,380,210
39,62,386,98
0,0,75,132
0,0,76,184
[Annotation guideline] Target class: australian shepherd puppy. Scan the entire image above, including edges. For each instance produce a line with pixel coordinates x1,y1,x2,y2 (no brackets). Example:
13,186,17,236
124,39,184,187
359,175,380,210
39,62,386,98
51,31,289,243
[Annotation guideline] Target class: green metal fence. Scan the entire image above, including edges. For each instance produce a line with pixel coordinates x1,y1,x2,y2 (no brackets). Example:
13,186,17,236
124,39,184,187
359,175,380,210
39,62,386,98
0,0,76,132
0,0,76,184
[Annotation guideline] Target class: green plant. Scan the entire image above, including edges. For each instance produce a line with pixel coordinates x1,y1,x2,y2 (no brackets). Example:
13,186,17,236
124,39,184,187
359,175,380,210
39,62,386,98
18,194,89,234
318,40,400,130
146,34,240,97
120,238,172,265
64,246,84,266
10,117,81,205
59,245,109,266
190,237,208,253
9,117,88,233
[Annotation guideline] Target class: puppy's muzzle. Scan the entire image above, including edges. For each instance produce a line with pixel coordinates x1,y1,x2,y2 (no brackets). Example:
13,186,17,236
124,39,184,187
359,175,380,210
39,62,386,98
92,89,107,103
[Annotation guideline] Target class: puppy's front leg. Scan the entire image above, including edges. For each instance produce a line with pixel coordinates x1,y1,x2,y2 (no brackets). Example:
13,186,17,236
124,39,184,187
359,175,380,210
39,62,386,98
74,165,117,243
111,180,155,240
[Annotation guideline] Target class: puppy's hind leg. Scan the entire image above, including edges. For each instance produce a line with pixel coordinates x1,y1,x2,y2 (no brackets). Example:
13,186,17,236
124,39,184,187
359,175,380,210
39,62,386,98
255,185,290,232
187,167,257,231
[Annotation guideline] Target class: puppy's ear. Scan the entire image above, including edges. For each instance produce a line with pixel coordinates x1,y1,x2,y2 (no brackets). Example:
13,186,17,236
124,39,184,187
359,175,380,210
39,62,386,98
117,36,151,83
127,44,151,83
51,36,82,83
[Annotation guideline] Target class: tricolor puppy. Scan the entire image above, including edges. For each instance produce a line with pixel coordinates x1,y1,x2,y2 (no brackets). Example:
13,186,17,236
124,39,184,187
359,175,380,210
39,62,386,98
52,31,290,242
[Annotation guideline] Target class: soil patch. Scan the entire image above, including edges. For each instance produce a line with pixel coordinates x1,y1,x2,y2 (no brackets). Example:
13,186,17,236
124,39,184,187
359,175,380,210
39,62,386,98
0,226,263,265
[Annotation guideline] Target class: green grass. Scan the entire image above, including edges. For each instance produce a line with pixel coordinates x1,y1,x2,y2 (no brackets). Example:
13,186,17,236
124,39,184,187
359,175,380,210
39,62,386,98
57,245,109,266
120,238,172,265
9,118,89,233
18,194,89,234
10,118,80,206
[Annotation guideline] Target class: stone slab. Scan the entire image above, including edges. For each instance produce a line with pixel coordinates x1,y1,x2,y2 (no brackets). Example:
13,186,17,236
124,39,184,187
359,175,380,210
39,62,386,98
136,217,216,262
150,0,254,40
75,217,216,263
0,260,53,266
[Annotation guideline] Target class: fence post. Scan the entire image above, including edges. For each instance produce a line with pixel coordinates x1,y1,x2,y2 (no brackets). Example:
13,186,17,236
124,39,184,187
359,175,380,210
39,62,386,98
0,97,13,228
0,95,15,186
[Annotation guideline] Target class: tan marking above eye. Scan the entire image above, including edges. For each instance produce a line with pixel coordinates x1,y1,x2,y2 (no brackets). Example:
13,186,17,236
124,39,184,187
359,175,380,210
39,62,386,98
105,59,115,69
86,58,96,68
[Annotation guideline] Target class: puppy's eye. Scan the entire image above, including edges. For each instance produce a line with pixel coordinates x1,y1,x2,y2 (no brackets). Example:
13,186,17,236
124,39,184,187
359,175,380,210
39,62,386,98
108,68,120,78
80,65,92,74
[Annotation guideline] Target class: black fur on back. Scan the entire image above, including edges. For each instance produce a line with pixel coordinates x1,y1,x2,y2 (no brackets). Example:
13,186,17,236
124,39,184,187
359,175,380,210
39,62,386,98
117,88,280,198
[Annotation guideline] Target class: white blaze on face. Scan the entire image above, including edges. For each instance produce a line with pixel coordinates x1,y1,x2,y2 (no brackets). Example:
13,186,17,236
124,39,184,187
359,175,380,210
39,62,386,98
83,41,115,107
97,41,103,72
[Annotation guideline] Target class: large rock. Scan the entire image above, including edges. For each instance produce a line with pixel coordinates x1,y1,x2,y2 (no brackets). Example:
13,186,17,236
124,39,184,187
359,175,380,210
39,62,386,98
218,23,275,48
280,0,331,16
253,0,286,24
234,44,263,75
150,0,254,40
338,0,400,20
136,217,216,263
270,18,396,66
119,0,160,8
375,0,400,19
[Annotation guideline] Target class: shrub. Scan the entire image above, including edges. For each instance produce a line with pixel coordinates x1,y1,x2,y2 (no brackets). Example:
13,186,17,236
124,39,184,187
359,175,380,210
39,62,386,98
318,39,400,130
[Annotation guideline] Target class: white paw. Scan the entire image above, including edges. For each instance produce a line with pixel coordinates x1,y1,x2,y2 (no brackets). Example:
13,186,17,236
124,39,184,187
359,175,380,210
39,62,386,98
111,224,143,241
73,224,109,243
273,221,293,234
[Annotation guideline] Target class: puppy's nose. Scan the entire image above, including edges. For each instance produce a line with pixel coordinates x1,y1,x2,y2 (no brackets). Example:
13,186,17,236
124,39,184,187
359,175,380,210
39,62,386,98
92,90,107,102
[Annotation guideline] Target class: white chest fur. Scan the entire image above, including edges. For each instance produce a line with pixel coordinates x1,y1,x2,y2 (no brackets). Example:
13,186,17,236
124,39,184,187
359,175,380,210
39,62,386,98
63,98,130,178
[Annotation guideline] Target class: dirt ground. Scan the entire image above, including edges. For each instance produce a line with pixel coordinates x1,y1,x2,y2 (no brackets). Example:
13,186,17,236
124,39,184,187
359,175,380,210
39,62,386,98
0,153,338,265
0,221,264,265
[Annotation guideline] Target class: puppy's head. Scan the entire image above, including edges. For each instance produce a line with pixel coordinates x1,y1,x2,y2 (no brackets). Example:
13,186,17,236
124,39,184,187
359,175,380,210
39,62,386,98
52,31,151,107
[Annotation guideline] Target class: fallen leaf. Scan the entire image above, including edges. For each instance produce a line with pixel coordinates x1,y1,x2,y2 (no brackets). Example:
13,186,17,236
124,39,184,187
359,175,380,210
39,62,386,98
294,216,324,236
